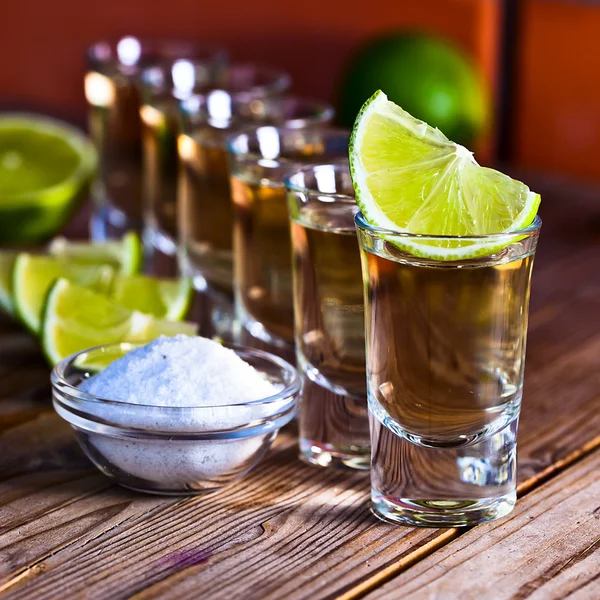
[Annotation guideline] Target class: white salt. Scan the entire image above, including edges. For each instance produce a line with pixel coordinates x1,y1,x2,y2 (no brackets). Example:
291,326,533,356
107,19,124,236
78,335,282,487
81,334,276,406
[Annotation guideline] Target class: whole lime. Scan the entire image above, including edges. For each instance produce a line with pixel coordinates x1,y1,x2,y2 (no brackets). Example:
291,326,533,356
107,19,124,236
0,114,96,244
338,32,490,146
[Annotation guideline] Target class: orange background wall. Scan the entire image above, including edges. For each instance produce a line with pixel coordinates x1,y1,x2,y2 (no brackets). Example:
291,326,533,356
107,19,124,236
1,0,598,182
0,0,499,119
516,0,600,183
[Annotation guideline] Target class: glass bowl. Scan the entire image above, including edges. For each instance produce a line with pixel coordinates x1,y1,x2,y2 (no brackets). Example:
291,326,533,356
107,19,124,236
51,342,300,495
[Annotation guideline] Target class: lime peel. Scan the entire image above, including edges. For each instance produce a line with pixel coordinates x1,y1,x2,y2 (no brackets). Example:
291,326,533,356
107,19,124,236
0,252,16,315
42,279,198,365
13,254,115,334
49,231,142,275
349,90,541,260
0,114,97,244
110,274,193,321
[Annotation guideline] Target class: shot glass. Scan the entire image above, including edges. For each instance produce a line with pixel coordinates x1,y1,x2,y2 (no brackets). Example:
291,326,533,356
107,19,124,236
177,67,295,338
286,164,370,470
140,58,220,267
85,37,226,241
355,213,541,526
229,124,348,356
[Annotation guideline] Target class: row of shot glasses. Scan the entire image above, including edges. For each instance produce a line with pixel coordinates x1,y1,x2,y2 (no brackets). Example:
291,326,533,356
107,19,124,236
85,36,540,527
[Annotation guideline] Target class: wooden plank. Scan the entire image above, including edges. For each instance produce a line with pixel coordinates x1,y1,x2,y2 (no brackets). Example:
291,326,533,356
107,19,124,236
361,448,600,600
0,324,595,598
1,177,600,599
0,425,437,600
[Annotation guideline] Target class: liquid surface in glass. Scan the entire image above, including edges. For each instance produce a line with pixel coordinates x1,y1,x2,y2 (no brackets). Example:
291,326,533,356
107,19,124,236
291,203,369,458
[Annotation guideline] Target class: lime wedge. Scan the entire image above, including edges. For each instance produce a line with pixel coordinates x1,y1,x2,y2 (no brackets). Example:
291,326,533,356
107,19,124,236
42,279,197,364
0,251,16,315
49,231,142,275
13,254,114,334
111,274,192,320
349,91,540,259
144,318,198,339
0,114,96,244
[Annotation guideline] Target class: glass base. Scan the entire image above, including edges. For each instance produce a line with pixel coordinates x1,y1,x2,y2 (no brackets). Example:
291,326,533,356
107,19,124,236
238,325,295,363
90,202,142,241
300,439,370,471
240,313,294,353
74,428,277,497
142,227,178,277
184,275,236,341
144,224,177,257
144,248,179,277
298,374,370,471
371,490,516,527
369,404,519,528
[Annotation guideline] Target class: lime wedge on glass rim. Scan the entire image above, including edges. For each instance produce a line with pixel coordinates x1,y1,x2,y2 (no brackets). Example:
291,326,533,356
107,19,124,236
349,91,541,260
42,279,197,365
0,114,96,244
12,254,115,335
48,231,143,275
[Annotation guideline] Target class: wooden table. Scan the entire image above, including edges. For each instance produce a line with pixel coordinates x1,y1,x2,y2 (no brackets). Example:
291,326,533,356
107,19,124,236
1,175,600,599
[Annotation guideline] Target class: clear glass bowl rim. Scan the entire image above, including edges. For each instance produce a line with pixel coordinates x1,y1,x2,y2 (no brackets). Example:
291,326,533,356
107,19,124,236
51,341,301,411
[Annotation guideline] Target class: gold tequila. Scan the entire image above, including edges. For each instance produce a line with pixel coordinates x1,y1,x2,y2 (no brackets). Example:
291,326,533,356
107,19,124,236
356,214,540,525
140,98,180,249
230,127,344,349
363,248,535,443
85,38,225,240
292,208,366,395
176,67,291,297
232,178,294,345
289,183,370,469
178,129,234,293
85,68,143,229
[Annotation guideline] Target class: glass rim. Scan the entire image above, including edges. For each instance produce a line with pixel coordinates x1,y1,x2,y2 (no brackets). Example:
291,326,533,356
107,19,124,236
283,162,355,201
86,36,226,69
355,211,542,241
227,125,348,164
139,58,218,88
177,62,291,102
51,341,301,411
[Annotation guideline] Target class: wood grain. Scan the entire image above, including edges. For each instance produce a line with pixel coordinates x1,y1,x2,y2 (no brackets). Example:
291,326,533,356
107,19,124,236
0,429,438,600
362,448,600,600
1,177,600,599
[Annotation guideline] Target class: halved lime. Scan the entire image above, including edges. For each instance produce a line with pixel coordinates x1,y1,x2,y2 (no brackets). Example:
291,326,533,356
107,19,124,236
0,115,97,244
13,254,114,334
110,274,192,320
49,231,142,275
349,91,540,259
42,279,197,364
0,251,16,315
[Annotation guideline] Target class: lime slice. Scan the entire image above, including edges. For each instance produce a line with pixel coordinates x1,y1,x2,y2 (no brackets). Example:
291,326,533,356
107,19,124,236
13,254,115,334
42,279,197,364
73,343,137,373
0,251,17,315
144,318,198,339
0,114,96,244
110,274,192,320
49,231,142,275
349,91,540,259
